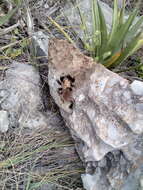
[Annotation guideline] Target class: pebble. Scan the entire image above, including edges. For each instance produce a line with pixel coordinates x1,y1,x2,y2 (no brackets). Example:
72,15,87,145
0,110,9,132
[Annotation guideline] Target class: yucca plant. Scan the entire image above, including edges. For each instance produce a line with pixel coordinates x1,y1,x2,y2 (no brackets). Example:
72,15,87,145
87,0,143,68
49,0,143,69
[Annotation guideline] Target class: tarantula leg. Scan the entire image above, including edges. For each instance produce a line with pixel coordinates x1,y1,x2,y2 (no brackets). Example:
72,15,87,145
66,75,75,83
57,80,62,85
60,76,65,82
67,87,72,91
58,88,63,94
71,84,75,88
69,101,74,109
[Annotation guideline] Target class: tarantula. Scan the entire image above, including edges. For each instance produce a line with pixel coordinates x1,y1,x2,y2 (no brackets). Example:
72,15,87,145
57,75,75,109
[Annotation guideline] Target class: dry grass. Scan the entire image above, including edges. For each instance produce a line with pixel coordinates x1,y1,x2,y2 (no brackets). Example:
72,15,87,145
0,126,84,190
0,2,84,189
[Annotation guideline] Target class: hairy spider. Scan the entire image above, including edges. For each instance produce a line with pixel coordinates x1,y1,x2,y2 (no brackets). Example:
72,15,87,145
57,75,75,109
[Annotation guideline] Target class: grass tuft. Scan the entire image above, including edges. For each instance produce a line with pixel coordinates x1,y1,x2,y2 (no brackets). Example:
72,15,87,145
0,127,83,189
49,0,143,69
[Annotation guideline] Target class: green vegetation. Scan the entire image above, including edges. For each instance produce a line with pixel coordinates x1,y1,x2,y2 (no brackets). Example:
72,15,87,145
0,2,83,189
0,0,31,63
49,0,143,69
0,0,21,26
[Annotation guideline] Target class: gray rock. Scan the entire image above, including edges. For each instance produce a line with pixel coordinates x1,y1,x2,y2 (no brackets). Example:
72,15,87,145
32,31,49,58
121,165,143,190
0,110,9,132
81,174,98,190
81,168,111,190
140,176,143,189
48,39,143,190
131,80,143,96
0,62,47,129
63,0,113,41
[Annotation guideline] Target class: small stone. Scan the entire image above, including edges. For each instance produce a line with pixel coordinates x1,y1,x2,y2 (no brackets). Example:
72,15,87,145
44,3,49,9
130,80,143,96
1,62,47,130
81,174,96,190
32,31,49,58
0,110,9,132
140,177,143,188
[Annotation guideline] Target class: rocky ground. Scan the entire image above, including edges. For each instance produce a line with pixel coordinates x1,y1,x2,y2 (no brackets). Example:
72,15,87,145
0,0,143,190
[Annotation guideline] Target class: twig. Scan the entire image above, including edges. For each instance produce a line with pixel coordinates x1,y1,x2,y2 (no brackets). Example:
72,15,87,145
0,37,31,51
0,22,20,36
24,0,34,36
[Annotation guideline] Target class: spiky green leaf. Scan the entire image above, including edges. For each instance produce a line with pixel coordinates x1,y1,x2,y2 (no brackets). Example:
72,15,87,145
110,33,143,68
97,1,108,59
108,0,119,45
125,15,143,42
118,0,126,26
91,0,101,56
108,8,138,53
